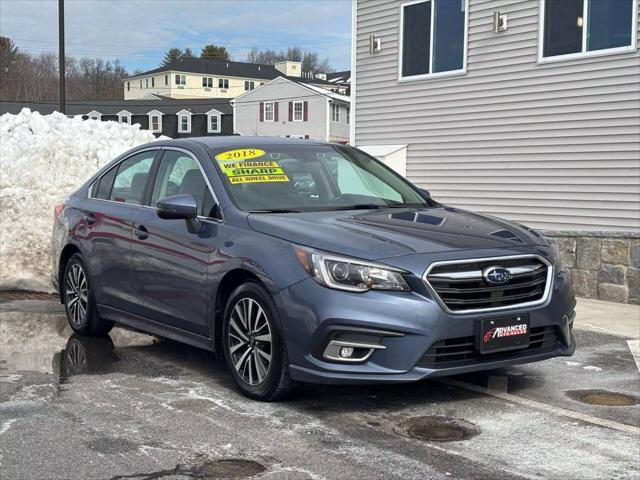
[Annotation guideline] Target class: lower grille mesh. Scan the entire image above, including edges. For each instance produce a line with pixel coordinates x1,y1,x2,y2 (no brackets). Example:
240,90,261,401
417,326,559,368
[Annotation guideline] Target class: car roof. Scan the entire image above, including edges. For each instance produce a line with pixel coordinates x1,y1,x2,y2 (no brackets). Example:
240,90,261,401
153,136,339,150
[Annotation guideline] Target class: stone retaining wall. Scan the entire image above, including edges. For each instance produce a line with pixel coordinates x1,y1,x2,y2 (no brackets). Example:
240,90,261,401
543,232,639,305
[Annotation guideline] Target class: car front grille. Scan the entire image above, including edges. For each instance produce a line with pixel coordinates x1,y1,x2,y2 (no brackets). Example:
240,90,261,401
417,326,559,368
424,256,551,313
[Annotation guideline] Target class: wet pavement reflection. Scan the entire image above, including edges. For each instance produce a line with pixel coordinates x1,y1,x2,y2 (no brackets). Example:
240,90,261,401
1,304,639,480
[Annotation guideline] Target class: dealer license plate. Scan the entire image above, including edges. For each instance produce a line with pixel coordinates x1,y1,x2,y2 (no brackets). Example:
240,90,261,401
478,315,530,354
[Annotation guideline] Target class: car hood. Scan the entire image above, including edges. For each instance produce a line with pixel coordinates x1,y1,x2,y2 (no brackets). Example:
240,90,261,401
247,206,548,261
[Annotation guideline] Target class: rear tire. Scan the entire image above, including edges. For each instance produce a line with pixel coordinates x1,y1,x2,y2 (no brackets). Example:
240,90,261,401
222,281,293,401
62,254,113,336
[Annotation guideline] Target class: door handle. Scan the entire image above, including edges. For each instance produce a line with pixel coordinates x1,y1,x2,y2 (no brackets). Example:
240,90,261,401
134,224,149,240
83,213,96,225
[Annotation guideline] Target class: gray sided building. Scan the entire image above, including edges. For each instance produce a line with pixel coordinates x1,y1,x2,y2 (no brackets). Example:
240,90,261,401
352,0,640,303
232,77,351,143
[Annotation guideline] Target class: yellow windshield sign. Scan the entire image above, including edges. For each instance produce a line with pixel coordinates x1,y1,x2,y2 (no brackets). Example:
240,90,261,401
220,160,289,184
215,148,266,162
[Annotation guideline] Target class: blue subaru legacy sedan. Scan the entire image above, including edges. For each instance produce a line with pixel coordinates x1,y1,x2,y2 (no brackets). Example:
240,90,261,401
52,137,576,400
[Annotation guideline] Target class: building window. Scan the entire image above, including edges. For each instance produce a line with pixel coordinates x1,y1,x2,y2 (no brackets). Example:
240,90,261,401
177,110,192,133
541,0,636,60
179,116,189,133
87,111,102,121
151,77,155,87
165,74,168,86
117,111,132,124
148,111,162,133
264,102,274,122
400,0,468,79
293,101,304,121
244,81,255,91
139,80,142,88
145,78,149,88
347,107,350,124
202,76,213,88
127,82,130,91
330,103,340,122
175,74,186,86
219,78,229,89
207,111,221,133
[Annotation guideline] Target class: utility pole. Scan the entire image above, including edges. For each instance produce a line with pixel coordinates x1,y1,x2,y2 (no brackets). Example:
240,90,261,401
58,0,65,114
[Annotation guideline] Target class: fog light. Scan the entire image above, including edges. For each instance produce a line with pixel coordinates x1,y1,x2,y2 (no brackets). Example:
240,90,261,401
339,347,354,358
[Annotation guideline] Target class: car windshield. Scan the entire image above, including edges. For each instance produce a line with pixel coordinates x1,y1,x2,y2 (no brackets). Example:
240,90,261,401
209,144,430,212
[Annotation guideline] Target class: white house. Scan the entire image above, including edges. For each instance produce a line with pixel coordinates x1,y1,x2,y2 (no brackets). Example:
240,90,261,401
232,76,351,143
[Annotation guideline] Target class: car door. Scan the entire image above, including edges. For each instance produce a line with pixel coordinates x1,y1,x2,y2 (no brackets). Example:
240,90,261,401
81,149,159,313
130,148,219,336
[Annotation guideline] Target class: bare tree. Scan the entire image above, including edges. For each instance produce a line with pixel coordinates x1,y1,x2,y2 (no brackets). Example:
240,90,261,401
0,37,130,102
246,46,334,74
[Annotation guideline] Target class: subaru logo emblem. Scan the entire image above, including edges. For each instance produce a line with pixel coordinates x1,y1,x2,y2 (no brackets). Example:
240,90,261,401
483,266,511,285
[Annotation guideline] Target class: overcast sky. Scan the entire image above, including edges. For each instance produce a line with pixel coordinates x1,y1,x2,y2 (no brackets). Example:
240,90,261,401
0,0,352,72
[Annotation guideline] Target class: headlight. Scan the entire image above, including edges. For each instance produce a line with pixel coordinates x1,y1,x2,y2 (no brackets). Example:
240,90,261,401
550,241,565,275
294,246,410,292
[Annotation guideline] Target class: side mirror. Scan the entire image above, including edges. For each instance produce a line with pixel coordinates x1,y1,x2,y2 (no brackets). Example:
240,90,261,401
419,188,431,198
156,194,201,233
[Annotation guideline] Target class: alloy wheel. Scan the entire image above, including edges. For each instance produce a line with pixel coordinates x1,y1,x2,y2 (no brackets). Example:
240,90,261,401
227,297,272,386
65,263,88,328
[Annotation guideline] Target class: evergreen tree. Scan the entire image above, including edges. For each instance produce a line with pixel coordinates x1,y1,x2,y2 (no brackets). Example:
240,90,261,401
161,48,183,67
201,44,230,61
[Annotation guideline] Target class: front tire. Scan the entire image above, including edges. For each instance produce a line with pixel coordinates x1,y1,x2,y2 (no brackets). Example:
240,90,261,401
63,254,113,336
222,282,293,401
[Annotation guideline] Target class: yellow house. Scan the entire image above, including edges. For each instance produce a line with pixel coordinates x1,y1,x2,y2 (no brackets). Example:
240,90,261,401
124,59,337,100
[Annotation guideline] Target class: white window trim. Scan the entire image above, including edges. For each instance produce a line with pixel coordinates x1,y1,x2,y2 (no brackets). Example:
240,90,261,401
117,110,132,124
331,103,340,123
397,0,469,82
219,78,229,89
176,74,186,86
177,109,192,134
537,0,638,64
206,108,222,133
264,101,275,122
87,110,102,120
147,110,163,133
293,101,304,122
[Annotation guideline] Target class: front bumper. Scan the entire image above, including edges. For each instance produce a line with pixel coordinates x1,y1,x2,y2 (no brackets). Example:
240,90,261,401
274,270,576,385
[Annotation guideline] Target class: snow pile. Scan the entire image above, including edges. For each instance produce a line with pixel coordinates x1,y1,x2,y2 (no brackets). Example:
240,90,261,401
0,109,164,292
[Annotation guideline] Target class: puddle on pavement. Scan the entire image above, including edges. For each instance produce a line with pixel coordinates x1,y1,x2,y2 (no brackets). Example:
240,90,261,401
109,457,267,480
394,416,480,442
0,311,160,381
191,459,266,478
566,389,638,406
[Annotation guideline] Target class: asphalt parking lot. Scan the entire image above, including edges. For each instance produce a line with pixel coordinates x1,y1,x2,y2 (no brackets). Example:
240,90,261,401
1,297,639,480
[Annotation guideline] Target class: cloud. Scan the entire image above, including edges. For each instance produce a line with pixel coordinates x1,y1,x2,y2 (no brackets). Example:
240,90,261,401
0,0,352,71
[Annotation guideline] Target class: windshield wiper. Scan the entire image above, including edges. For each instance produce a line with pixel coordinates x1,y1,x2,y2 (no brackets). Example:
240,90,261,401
248,208,302,214
330,203,424,211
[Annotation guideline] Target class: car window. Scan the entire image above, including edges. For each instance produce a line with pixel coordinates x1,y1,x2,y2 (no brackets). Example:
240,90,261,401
92,166,118,200
109,151,156,205
209,144,427,212
152,150,214,217
324,154,403,203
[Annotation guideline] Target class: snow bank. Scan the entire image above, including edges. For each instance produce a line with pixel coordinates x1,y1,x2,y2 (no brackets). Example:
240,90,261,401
0,109,163,292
